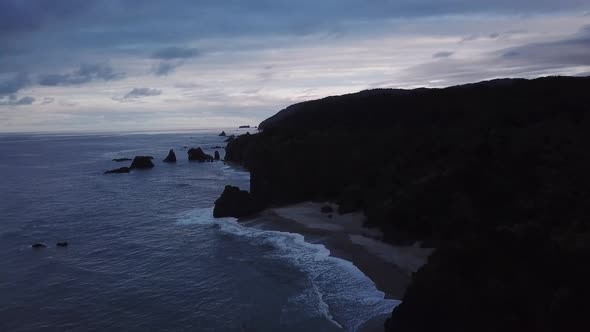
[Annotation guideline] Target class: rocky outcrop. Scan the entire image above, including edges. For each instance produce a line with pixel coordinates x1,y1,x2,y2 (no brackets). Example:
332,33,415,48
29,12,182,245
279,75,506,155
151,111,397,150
56,241,68,247
187,147,213,162
219,131,227,136
213,185,262,218
112,158,132,162
220,76,590,331
214,151,220,160
239,125,250,128
224,135,236,143
163,149,177,163
31,243,46,248
104,166,131,174
130,156,155,169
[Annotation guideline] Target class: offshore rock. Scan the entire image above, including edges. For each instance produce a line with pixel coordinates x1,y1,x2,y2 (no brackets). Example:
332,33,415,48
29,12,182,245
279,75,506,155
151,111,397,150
104,167,131,174
213,185,261,218
130,156,155,169
188,147,213,162
163,149,177,163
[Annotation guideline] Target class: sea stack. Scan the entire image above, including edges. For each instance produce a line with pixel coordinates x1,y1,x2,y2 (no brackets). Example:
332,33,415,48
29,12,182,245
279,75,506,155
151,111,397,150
163,149,177,163
213,185,261,218
214,151,220,160
188,147,213,162
130,156,155,169
219,131,227,137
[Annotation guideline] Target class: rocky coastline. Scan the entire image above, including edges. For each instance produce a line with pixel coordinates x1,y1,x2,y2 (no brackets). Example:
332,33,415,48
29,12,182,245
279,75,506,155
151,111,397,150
214,76,590,331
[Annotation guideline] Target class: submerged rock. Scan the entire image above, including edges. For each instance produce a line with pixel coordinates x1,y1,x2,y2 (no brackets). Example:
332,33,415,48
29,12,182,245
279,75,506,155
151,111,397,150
163,149,177,163
188,147,213,162
104,167,131,174
56,241,68,247
112,158,132,162
219,131,227,137
213,185,261,218
31,243,46,249
214,151,220,160
130,156,155,169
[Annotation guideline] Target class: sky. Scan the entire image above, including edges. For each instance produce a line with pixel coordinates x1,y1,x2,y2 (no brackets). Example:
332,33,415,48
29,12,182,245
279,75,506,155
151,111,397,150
1,0,589,132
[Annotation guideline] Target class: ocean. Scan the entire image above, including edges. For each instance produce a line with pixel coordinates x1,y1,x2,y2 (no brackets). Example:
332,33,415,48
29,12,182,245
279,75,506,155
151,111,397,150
0,130,397,332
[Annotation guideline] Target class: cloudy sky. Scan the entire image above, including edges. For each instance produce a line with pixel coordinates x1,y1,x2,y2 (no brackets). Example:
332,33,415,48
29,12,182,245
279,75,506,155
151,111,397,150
1,1,589,132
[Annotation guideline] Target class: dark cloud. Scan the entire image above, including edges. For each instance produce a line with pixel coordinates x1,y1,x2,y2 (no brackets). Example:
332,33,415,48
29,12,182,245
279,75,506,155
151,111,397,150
0,94,35,106
433,51,454,58
151,47,200,60
152,61,181,76
38,63,125,86
498,25,590,66
123,88,162,100
0,73,30,96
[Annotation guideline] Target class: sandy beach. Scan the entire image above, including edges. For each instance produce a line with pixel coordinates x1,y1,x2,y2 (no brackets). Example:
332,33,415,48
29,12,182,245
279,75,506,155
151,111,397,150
240,202,434,331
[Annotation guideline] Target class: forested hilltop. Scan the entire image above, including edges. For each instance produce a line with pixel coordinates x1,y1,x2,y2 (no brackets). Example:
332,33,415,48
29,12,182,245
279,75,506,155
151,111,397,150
222,76,590,331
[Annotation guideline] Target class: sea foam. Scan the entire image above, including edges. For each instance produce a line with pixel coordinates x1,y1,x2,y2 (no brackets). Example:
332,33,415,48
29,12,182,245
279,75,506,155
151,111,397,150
176,207,399,332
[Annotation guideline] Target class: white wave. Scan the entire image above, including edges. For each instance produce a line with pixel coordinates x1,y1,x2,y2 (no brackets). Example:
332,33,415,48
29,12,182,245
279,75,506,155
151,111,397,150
175,207,399,331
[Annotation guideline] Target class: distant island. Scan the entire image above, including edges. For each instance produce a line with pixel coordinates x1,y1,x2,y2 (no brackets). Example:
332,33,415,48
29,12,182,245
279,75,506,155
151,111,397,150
238,125,251,128
216,76,590,331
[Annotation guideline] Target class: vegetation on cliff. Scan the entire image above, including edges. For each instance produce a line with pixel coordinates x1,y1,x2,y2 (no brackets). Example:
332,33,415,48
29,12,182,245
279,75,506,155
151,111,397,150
221,76,590,331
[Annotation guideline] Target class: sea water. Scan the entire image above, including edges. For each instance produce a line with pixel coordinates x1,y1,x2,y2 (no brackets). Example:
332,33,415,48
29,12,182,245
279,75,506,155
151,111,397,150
0,130,397,331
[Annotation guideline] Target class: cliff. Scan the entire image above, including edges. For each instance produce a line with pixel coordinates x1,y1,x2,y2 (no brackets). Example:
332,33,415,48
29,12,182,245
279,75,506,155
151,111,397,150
221,76,590,331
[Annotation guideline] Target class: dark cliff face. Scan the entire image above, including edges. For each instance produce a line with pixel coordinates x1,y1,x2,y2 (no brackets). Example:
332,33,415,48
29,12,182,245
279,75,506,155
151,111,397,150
224,76,590,331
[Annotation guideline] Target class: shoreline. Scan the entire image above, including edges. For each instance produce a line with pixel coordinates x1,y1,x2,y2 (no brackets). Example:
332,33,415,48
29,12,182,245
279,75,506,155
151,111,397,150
239,202,434,331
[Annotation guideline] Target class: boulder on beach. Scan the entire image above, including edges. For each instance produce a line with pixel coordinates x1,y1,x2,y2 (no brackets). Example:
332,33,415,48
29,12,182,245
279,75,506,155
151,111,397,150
104,166,131,174
188,147,213,162
31,243,46,248
56,241,68,247
213,185,261,218
130,156,155,169
163,149,177,163
219,131,227,137
112,158,132,162
214,151,220,160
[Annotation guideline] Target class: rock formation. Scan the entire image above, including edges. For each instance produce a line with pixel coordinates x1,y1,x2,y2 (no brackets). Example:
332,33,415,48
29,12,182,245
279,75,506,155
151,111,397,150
112,158,132,162
219,131,227,136
213,185,261,218
214,151,220,160
104,167,131,174
187,147,213,162
130,156,155,169
163,149,177,163
31,243,46,248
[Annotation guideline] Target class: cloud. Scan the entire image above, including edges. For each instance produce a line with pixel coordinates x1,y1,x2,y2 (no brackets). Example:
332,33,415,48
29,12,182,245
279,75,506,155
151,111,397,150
0,73,30,96
152,61,181,76
41,97,54,104
38,63,125,86
498,24,590,66
149,47,201,76
151,47,200,60
114,88,162,102
433,51,454,58
0,94,35,106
